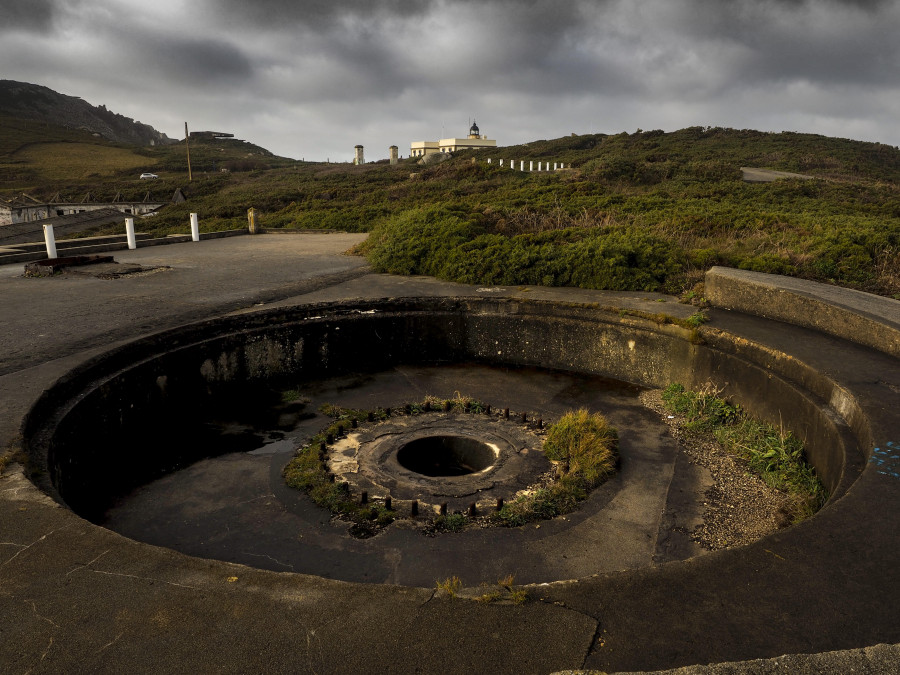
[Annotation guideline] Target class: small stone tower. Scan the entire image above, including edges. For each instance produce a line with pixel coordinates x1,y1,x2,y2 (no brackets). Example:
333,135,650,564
389,145,399,165
354,145,365,165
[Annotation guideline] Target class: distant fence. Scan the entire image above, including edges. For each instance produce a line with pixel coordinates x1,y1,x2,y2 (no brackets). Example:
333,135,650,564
485,159,570,172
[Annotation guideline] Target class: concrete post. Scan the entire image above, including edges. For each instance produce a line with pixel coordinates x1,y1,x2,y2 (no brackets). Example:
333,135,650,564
500,159,503,167
487,158,491,164
520,160,525,171
125,218,136,250
247,208,258,234
43,224,57,259
389,145,398,165
190,213,200,242
529,161,534,171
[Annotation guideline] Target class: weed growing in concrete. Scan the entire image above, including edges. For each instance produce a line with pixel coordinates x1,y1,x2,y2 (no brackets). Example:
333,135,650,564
433,513,467,532
476,574,529,605
494,409,618,526
436,576,462,598
683,311,709,328
661,383,827,521
280,389,305,403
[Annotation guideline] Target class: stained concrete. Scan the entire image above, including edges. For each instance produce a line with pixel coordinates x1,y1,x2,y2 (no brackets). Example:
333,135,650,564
1,234,898,674
101,364,686,586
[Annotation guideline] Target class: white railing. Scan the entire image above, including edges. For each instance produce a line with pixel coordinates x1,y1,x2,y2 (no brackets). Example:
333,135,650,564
485,158,569,171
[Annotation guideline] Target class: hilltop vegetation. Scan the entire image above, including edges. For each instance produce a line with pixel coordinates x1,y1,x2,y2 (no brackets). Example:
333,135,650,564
0,80,171,146
1,122,898,297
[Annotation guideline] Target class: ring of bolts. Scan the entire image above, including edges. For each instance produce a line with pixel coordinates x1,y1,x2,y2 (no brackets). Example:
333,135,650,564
315,401,546,519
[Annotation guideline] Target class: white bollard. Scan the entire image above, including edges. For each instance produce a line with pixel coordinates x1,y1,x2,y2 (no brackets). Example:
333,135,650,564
538,162,542,171
43,224,57,259
487,158,491,164
529,161,533,171
125,218,136,250
499,159,504,167
190,213,200,242
554,163,558,170
520,160,525,171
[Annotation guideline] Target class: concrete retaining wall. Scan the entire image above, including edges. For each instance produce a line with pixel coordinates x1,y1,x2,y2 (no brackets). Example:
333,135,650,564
705,266,900,359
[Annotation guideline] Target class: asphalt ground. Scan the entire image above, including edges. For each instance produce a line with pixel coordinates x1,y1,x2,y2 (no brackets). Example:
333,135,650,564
1,233,898,674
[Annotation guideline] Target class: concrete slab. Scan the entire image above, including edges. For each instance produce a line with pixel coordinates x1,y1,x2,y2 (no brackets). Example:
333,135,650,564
1,234,898,674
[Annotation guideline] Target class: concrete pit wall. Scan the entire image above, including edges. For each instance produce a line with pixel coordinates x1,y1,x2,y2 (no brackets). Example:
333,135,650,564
23,297,861,520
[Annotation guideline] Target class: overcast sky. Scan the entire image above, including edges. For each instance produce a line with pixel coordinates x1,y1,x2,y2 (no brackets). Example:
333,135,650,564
2,0,899,161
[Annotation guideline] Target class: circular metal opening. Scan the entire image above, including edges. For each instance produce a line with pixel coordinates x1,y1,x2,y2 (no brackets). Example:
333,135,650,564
396,435,495,477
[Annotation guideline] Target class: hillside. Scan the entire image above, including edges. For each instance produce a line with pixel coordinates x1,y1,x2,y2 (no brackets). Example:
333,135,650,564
2,124,898,299
0,80,172,146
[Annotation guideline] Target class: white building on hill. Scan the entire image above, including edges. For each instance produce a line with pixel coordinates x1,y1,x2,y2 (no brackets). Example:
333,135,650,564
410,120,496,157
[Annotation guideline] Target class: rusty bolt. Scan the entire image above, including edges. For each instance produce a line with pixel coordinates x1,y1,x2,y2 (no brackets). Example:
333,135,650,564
440,502,448,516
411,500,419,517
504,408,510,419
496,498,504,511
385,496,392,511
361,491,368,505
468,503,477,518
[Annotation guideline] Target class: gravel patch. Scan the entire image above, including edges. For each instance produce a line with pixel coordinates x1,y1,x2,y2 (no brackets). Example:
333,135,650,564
640,389,793,550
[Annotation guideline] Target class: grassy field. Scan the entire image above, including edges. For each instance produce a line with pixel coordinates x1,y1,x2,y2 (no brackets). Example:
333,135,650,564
13,142,156,181
1,120,898,297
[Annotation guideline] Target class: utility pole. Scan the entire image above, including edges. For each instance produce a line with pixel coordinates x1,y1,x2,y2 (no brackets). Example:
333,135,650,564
185,122,193,182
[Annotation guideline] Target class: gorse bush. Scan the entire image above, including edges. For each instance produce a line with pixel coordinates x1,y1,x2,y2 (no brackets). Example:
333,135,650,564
364,206,681,291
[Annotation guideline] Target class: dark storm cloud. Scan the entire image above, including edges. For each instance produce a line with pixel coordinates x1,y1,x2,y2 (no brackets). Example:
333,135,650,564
131,34,256,85
0,0,58,32
1,0,898,159
210,0,432,29
663,0,900,88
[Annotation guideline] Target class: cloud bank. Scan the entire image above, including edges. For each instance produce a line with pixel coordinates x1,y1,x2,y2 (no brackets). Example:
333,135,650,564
2,0,898,160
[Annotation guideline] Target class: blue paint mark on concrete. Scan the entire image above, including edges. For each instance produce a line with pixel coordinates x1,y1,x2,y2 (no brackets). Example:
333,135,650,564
870,441,900,479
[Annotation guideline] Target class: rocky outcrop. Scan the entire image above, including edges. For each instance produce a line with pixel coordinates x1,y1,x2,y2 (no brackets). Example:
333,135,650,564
0,80,174,146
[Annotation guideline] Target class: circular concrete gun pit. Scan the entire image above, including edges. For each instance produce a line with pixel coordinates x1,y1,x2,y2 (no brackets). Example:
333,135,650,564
26,297,860,588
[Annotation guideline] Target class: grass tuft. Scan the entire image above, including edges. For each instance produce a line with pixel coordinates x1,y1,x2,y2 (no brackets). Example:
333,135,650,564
661,383,827,522
494,409,618,526
435,576,462,598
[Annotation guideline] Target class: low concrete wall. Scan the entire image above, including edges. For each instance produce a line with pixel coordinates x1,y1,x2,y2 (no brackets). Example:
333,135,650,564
705,266,900,359
23,297,860,521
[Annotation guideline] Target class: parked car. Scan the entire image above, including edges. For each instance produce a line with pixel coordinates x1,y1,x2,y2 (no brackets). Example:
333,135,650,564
139,173,158,179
